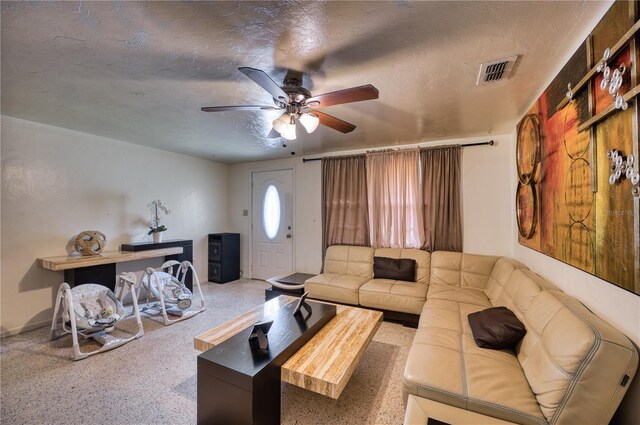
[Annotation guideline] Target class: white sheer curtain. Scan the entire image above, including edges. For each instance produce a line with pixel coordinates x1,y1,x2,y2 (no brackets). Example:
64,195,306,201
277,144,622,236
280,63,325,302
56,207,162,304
366,149,424,248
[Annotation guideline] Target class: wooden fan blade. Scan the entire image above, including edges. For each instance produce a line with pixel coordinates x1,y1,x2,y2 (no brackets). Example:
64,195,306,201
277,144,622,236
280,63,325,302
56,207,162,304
201,105,282,112
306,84,378,108
238,67,292,103
267,128,281,139
314,111,356,133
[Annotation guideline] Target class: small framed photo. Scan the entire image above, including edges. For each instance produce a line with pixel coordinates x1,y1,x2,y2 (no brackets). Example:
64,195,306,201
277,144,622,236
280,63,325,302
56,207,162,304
293,292,312,316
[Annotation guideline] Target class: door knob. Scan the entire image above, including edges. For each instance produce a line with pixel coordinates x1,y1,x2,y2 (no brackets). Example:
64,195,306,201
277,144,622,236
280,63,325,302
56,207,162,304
286,234,292,239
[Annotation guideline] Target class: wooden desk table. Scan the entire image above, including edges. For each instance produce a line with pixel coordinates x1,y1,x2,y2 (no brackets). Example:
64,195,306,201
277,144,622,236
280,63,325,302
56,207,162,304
38,246,183,291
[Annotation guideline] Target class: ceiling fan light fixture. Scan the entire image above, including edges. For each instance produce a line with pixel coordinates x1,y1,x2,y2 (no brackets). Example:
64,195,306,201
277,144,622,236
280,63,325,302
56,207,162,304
273,113,296,140
299,113,320,134
282,115,297,140
281,126,296,140
273,112,291,135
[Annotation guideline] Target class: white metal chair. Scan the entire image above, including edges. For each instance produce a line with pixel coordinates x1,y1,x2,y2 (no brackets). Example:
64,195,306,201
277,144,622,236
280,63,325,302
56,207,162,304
140,260,205,325
50,272,144,360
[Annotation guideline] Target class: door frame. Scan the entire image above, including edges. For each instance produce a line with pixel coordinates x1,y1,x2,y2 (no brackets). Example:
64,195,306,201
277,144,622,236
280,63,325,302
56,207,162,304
249,167,295,279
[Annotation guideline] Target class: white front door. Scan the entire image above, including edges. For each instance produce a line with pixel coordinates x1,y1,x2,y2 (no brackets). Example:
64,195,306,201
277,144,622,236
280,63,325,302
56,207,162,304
251,169,293,280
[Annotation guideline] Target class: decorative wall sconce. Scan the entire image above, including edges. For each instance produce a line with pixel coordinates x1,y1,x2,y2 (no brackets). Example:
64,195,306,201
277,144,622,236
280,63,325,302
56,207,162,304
607,149,639,197
596,48,628,110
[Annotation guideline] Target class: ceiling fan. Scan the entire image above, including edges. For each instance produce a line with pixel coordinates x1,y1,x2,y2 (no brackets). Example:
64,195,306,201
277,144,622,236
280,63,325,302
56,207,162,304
201,67,379,141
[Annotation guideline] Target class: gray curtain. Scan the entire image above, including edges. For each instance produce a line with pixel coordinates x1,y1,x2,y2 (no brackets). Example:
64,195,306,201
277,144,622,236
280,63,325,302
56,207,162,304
322,155,370,254
420,145,462,252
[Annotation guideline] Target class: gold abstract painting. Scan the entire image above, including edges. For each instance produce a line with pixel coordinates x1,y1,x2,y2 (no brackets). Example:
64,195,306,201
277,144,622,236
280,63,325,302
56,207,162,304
516,0,639,294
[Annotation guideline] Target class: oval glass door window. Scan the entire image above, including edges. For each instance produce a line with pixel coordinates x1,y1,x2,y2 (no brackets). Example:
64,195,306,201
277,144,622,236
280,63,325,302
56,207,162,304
263,185,281,240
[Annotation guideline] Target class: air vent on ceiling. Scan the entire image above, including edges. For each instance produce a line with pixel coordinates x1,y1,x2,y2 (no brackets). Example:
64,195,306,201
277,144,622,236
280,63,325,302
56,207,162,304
476,55,518,85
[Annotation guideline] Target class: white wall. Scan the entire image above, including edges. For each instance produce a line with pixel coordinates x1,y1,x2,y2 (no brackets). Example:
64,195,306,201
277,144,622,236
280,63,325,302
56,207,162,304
229,157,323,277
460,135,514,257
0,116,229,337
228,133,514,277
505,128,640,425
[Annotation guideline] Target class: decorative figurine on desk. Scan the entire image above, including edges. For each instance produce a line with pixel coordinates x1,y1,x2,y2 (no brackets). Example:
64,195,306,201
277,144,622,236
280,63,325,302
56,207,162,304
73,230,106,256
147,199,171,243
248,320,273,350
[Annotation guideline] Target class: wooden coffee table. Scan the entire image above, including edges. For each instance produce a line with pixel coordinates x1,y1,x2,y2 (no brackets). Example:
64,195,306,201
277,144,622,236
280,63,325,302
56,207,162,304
195,295,382,399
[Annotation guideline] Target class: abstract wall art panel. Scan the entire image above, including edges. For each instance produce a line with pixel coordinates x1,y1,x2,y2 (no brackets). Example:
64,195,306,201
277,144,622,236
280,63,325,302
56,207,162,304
516,0,639,294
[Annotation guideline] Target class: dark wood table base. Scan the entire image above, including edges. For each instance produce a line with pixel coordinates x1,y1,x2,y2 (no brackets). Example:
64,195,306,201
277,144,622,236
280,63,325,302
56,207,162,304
197,300,336,425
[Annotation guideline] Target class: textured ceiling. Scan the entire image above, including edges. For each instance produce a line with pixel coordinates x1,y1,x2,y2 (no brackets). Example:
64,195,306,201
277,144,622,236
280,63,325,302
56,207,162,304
1,1,610,163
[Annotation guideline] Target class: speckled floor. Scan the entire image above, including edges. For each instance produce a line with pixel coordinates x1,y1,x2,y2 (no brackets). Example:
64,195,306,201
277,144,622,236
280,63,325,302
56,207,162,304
0,279,416,425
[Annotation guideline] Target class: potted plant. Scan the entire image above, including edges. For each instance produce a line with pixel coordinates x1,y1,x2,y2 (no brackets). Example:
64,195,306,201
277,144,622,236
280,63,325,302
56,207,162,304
148,199,171,243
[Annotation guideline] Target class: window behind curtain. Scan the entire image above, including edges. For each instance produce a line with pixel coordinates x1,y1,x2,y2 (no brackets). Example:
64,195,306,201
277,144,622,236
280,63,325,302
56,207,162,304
322,146,462,252
366,149,424,248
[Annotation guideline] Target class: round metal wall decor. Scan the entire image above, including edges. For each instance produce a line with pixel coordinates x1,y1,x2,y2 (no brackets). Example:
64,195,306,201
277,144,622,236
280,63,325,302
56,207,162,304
516,181,538,239
567,221,595,272
516,114,541,184
74,230,107,256
565,158,592,223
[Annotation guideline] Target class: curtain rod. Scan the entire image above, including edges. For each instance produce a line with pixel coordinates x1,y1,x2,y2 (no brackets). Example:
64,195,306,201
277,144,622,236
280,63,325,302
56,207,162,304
302,140,494,163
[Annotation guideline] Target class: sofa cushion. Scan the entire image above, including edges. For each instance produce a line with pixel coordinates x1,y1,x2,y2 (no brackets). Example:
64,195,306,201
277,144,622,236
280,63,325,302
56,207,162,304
324,245,375,278
468,307,526,350
373,256,416,281
473,265,638,423
404,299,546,425
305,274,369,305
359,279,427,314
412,264,638,425
417,298,464,330
516,290,639,424
374,248,431,283
427,283,491,307
489,269,551,322
430,252,498,289
484,257,528,303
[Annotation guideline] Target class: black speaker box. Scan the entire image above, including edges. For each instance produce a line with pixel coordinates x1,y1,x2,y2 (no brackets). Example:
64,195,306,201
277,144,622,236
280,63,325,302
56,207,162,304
208,233,240,283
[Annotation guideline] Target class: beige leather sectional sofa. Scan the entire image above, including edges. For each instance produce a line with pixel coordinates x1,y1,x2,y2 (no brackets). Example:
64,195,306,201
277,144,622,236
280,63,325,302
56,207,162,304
305,245,638,425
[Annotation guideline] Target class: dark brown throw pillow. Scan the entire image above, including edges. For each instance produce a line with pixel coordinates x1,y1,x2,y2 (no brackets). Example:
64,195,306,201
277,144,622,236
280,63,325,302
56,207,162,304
468,307,526,350
373,256,417,281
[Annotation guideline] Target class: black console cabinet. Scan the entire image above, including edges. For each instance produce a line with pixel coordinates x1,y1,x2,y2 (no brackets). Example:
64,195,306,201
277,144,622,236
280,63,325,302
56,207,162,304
208,233,240,283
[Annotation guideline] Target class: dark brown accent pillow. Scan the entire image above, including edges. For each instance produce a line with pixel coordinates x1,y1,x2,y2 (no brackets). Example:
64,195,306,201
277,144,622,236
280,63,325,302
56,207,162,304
468,307,526,350
373,256,416,281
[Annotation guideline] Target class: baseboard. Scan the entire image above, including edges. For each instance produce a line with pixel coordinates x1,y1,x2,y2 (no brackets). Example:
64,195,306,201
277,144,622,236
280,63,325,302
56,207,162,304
1,318,50,339
1,296,144,339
